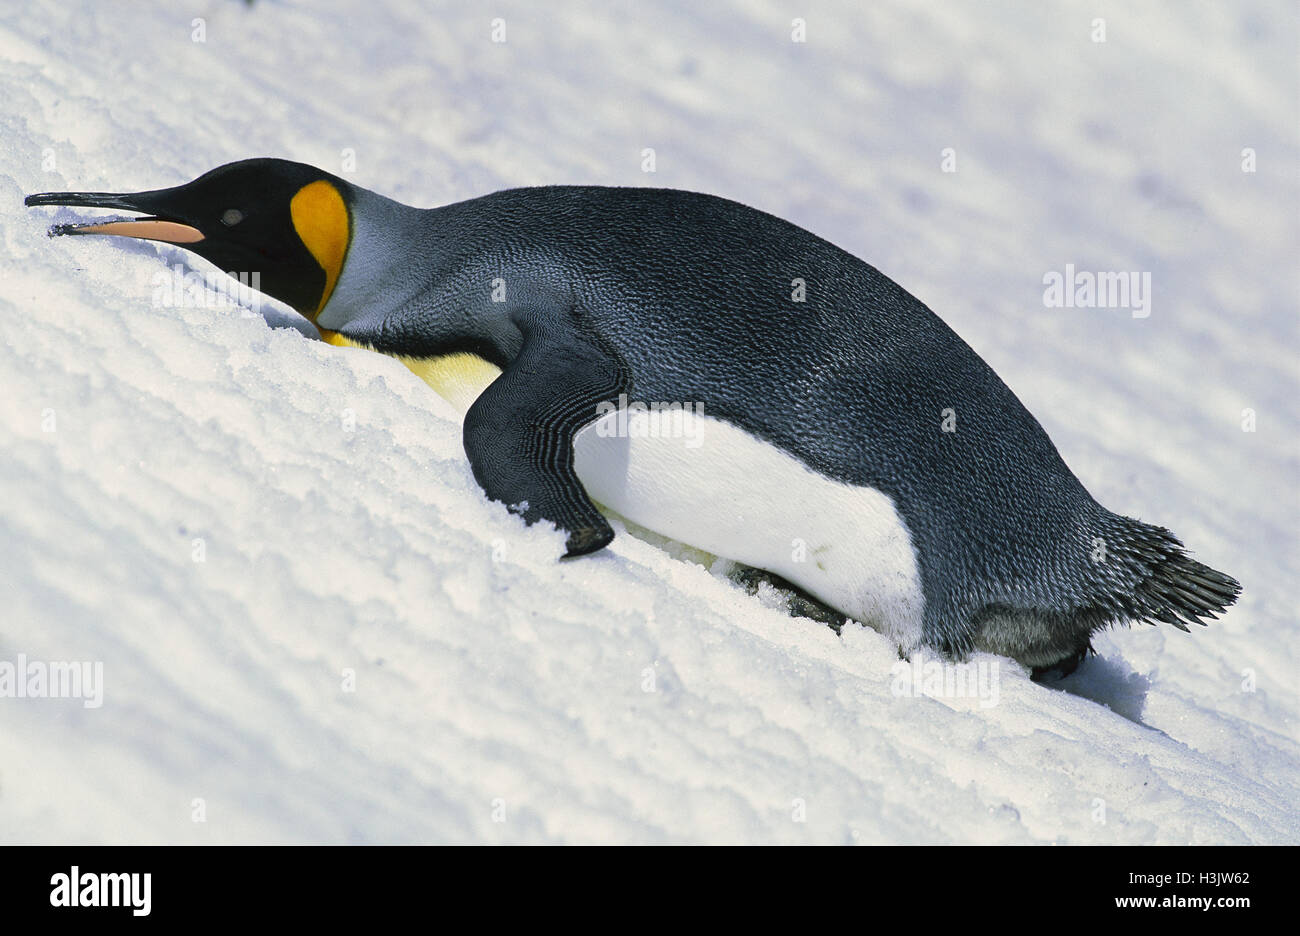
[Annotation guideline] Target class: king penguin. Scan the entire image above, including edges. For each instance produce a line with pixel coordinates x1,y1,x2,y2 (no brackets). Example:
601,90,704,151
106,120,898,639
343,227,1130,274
26,158,1241,675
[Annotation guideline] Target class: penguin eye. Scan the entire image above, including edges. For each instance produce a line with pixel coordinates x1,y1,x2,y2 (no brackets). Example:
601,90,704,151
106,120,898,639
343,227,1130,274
220,208,245,227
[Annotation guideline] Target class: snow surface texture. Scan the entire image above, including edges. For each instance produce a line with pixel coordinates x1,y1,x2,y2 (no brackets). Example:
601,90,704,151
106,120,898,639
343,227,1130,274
1,0,1297,844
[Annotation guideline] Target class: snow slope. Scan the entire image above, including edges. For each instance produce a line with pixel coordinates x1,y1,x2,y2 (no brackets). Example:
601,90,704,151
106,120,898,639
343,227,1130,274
0,0,1296,844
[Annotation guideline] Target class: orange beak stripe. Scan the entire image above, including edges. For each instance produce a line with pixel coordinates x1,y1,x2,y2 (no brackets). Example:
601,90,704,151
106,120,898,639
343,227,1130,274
67,219,205,244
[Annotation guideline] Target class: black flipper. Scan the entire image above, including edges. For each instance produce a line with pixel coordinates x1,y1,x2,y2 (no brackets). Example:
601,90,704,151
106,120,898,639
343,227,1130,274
463,311,630,557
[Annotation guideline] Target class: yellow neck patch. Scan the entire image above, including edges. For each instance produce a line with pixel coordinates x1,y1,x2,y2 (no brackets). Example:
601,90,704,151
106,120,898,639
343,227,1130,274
318,329,503,415
290,180,350,317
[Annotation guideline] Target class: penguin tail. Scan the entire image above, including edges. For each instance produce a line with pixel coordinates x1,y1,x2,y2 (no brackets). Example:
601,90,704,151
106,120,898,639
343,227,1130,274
1094,514,1241,633
970,513,1239,673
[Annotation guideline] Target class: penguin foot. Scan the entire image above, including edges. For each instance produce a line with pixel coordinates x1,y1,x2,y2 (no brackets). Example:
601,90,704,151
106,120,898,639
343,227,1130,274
562,524,615,558
1029,642,1094,681
729,566,848,633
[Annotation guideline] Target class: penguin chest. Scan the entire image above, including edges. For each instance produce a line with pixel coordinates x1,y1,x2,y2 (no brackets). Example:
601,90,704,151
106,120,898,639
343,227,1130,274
571,408,926,651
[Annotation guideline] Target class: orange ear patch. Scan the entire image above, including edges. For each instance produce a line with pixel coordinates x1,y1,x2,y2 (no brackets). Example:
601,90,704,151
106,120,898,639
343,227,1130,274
290,180,350,317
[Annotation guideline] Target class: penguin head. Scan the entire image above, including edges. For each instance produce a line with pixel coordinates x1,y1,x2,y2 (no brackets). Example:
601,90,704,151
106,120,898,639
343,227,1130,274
26,158,352,319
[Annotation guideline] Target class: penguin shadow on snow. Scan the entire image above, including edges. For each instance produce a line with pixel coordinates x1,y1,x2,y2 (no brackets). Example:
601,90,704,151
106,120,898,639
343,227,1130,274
735,560,1159,729
1035,653,1156,728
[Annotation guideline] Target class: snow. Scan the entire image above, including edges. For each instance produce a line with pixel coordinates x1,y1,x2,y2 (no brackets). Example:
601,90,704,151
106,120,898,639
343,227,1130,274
1,0,1297,844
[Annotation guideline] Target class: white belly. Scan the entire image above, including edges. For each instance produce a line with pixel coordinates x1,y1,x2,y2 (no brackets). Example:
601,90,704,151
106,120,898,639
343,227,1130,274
572,408,926,653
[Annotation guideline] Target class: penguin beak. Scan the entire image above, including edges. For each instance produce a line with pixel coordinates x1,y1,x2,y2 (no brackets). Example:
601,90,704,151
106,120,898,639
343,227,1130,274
24,189,205,244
